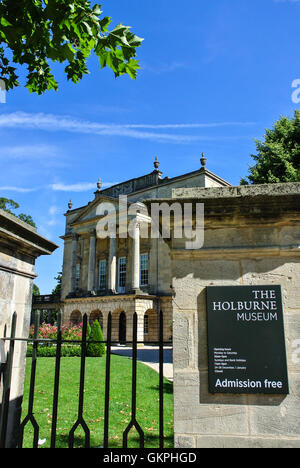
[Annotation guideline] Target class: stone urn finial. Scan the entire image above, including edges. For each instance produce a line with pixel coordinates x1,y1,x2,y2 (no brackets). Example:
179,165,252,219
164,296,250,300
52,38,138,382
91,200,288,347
200,152,207,167
68,199,73,210
154,156,160,171
97,178,102,191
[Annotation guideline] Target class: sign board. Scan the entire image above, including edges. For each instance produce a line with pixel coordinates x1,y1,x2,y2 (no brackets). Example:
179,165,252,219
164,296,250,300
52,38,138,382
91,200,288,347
206,285,289,394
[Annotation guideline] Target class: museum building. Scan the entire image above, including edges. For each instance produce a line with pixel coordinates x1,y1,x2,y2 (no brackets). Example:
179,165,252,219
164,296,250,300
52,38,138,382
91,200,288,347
59,155,230,343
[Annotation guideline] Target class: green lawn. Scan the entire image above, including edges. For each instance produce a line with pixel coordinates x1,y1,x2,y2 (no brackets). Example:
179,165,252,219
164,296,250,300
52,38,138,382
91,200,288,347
21,354,174,448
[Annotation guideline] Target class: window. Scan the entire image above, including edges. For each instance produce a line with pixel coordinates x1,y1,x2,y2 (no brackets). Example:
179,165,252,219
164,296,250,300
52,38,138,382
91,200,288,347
75,263,81,289
140,253,149,286
144,314,149,336
98,260,107,290
118,257,127,293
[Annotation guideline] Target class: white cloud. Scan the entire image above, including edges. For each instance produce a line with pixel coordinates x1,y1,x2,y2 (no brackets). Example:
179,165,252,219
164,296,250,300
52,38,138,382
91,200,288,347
0,112,256,144
46,205,59,226
0,181,117,194
0,186,38,193
49,205,58,216
49,181,116,192
141,61,188,74
1,144,59,159
50,182,96,192
119,122,257,129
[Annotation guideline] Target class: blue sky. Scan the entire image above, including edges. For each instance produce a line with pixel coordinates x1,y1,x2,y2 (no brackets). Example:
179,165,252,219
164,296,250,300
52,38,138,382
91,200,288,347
1,0,300,293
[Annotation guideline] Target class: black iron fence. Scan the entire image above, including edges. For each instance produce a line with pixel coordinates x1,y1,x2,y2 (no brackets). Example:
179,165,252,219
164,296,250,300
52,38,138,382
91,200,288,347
0,310,172,449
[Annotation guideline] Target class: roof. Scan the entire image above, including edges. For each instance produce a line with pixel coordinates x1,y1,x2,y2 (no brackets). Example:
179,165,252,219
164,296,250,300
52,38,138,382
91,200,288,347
65,156,231,217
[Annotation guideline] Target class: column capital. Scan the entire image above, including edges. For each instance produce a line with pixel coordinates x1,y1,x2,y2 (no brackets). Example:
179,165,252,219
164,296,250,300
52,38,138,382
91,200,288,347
88,227,96,237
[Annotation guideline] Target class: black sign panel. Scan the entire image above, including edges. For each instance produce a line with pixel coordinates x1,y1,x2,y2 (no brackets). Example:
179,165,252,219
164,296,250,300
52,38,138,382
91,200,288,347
206,285,289,394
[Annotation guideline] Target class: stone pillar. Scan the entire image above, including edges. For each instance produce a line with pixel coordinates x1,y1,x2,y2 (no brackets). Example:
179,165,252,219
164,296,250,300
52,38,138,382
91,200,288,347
108,237,116,294
0,209,58,448
71,233,78,293
87,229,96,292
131,221,141,294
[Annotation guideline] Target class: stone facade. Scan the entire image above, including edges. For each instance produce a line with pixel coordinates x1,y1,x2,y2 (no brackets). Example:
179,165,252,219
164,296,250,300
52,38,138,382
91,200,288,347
147,183,300,448
60,158,228,343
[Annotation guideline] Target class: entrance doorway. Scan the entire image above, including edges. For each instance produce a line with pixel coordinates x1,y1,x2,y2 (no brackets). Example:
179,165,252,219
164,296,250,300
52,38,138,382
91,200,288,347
119,312,126,344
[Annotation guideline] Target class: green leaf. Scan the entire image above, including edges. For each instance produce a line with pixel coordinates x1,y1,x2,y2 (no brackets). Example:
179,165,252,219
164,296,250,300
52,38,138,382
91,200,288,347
61,43,76,62
92,4,102,16
0,17,13,27
82,21,93,37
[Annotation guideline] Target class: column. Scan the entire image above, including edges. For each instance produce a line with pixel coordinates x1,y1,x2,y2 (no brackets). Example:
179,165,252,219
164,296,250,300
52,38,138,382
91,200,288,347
71,233,78,293
87,229,96,292
131,221,141,294
108,236,116,294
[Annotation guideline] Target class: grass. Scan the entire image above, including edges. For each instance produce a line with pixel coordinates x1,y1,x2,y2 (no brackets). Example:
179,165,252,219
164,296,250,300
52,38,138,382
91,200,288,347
21,353,174,448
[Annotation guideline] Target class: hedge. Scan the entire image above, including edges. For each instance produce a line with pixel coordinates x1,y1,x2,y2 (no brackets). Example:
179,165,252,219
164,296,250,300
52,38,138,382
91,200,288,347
26,344,81,357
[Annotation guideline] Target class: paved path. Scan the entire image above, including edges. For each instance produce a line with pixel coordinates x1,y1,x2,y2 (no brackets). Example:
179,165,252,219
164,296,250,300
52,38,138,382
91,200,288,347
111,345,173,382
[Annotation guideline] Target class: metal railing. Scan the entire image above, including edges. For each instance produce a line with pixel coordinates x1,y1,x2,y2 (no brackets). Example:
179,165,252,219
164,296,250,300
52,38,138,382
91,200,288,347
32,295,61,304
0,310,171,449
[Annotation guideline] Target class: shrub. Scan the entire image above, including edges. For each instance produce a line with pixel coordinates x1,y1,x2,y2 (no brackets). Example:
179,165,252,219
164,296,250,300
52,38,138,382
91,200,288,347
26,344,81,357
86,320,106,357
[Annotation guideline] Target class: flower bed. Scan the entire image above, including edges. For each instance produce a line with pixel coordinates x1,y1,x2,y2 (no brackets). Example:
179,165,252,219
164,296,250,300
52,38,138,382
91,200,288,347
27,322,83,357
29,322,83,341
26,321,105,357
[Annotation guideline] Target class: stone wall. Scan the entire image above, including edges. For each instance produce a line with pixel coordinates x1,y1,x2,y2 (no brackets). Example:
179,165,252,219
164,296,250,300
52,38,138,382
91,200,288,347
168,183,300,448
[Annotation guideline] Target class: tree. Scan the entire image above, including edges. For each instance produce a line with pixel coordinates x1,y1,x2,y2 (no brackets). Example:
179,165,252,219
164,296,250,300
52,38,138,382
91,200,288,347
0,197,36,227
51,270,62,297
32,283,40,296
241,110,300,185
87,319,105,357
0,0,143,94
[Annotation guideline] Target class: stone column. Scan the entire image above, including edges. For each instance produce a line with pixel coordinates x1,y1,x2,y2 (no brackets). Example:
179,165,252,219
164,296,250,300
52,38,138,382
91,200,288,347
71,233,78,293
87,229,96,292
108,236,116,294
131,221,141,294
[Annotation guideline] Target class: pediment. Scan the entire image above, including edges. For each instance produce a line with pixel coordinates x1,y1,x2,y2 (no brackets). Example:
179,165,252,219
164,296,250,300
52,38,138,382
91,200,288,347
70,194,122,226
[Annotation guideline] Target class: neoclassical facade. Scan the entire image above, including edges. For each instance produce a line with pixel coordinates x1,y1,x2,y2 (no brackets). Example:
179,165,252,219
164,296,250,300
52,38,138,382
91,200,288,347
60,156,230,343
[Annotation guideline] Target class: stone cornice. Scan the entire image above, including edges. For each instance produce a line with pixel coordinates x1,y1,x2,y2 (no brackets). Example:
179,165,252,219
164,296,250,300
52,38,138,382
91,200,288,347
171,244,300,260
0,209,58,257
144,183,300,225
172,182,300,199
63,293,172,304
0,263,37,279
